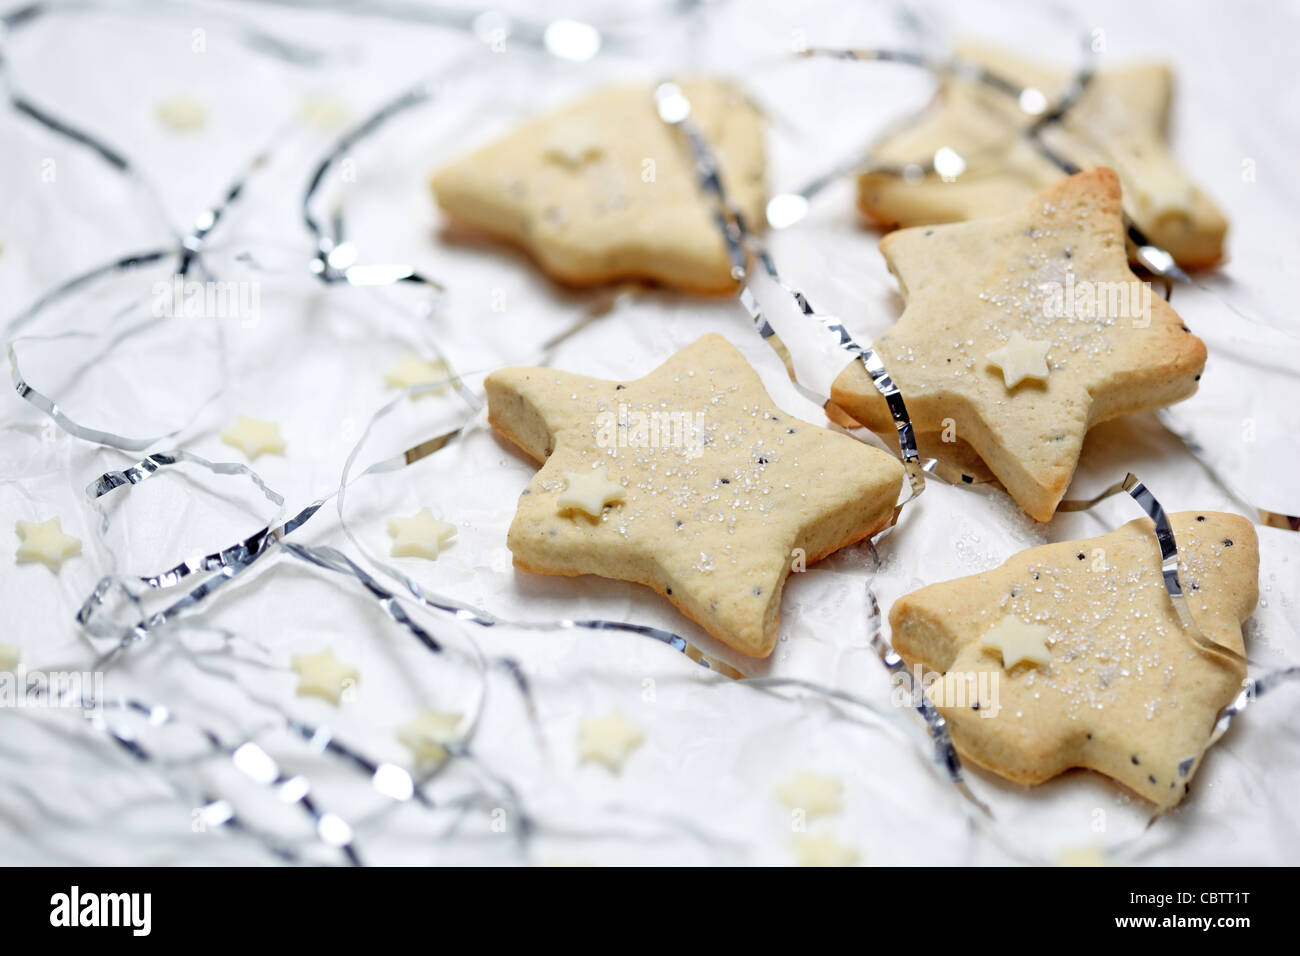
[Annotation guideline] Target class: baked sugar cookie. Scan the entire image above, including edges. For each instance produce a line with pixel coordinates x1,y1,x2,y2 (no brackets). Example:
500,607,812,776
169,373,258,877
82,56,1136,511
890,511,1256,807
858,41,1228,269
485,334,903,657
431,79,765,293
831,168,1205,521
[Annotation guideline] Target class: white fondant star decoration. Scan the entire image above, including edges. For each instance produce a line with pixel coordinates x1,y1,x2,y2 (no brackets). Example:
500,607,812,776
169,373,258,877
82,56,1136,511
791,833,859,867
383,354,450,395
15,517,82,572
397,709,463,764
774,771,843,819
578,710,644,772
387,508,456,560
290,648,358,705
556,470,626,517
220,415,286,460
987,332,1051,389
980,615,1053,670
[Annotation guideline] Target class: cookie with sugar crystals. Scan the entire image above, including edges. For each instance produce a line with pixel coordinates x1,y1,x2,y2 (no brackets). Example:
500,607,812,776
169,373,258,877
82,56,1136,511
431,79,765,293
485,334,903,657
831,168,1205,522
858,41,1228,269
890,511,1256,807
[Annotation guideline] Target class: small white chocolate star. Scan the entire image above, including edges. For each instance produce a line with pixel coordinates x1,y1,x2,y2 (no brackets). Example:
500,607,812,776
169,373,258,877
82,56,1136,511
0,643,20,673
980,616,1052,670
156,95,207,132
791,833,859,867
1058,845,1108,867
578,710,644,772
386,508,456,560
556,471,626,517
220,415,286,460
290,648,358,705
987,332,1051,389
383,354,450,395
15,517,81,572
543,116,604,167
397,709,463,764
298,92,350,131
774,771,842,819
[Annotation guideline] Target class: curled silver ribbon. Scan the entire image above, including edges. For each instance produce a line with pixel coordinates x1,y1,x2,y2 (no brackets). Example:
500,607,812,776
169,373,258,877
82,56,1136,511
1058,472,1250,667
654,81,982,514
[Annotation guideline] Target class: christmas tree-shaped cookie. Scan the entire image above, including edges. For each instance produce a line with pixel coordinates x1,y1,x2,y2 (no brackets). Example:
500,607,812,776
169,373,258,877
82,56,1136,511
890,511,1256,807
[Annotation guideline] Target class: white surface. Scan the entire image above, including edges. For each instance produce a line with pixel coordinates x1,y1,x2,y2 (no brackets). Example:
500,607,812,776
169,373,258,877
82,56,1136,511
1,0,1298,865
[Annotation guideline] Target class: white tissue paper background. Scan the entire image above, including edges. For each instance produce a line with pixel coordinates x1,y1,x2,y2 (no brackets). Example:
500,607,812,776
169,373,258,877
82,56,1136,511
2,0,1298,865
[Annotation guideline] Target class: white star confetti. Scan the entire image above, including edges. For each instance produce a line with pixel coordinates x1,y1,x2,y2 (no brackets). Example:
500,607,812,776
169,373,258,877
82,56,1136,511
578,710,644,772
386,508,456,560
290,648,358,705
15,517,81,572
397,709,463,764
383,354,451,395
220,415,286,460
791,833,859,867
774,771,843,819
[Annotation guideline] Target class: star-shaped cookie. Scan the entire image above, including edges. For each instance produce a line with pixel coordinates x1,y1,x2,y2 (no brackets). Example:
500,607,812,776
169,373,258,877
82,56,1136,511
858,41,1228,269
890,511,1256,807
486,334,904,657
15,516,82,572
431,79,765,293
831,168,1206,521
